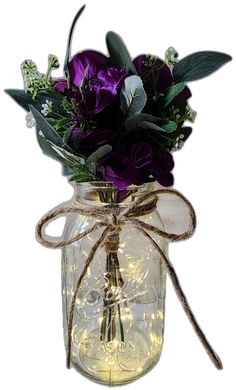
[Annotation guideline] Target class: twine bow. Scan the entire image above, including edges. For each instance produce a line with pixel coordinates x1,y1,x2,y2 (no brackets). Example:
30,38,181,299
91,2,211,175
36,189,223,370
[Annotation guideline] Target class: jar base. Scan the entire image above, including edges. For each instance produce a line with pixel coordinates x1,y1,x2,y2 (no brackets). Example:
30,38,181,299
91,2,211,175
70,327,163,386
72,356,161,387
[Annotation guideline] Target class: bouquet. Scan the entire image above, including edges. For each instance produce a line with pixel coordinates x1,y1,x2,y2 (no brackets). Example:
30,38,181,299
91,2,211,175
6,5,231,190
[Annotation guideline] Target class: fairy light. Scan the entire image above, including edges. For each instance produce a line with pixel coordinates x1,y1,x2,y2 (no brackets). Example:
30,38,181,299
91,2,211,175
64,212,165,385
70,289,164,384
157,310,164,320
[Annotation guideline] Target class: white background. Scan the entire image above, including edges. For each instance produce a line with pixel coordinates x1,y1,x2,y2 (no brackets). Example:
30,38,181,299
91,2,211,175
0,0,235,389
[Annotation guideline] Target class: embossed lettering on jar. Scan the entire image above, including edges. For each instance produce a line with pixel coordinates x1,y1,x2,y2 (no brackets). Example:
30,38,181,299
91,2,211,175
62,182,167,386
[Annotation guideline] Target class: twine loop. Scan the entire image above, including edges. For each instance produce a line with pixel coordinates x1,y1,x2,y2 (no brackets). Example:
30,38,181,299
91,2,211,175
35,188,222,371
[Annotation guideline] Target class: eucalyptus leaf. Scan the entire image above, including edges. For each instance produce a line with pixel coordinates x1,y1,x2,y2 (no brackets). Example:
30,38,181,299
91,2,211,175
173,51,232,82
86,145,112,164
125,113,161,130
140,121,166,132
163,82,185,107
162,121,178,132
120,75,147,117
106,31,137,74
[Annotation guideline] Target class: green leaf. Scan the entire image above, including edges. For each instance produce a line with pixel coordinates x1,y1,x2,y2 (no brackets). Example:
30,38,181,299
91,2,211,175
140,121,166,132
169,126,192,142
173,51,232,82
64,5,86,86
36,126,69,164
53,118,73,130
140,120,177,134
120,75,147,117
37,90,66,115
162,121,178,132
125,113,161,130
48,143,83,165
29,105,78,155
106,31,137,74
163,82,185,107
61,97,81,116
69,172,97,183
30,105,64,144
5,89,66,115
62,124,76,145
86,145,112,164
69,163,97,183
62,165,75,176
5,89,34,111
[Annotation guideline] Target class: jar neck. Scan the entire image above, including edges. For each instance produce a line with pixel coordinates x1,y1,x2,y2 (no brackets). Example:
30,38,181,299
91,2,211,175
71,181,160,206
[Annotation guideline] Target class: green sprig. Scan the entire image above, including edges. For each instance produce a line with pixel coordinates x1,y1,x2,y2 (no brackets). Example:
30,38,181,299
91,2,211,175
21,55,60,99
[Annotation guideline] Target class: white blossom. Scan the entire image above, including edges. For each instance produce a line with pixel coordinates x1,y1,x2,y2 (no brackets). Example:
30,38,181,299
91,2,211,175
172,135,185,151
38,130,45,138
25,112,36,128
41,100,53,116
165,47,178,68
187,107,197,123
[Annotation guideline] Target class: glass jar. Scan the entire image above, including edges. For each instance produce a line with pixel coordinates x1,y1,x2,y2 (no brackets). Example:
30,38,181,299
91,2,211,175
61,182,167,386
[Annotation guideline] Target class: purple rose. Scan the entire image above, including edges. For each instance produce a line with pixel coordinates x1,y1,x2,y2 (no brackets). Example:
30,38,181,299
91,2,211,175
97,142,174,190
54,50,126,114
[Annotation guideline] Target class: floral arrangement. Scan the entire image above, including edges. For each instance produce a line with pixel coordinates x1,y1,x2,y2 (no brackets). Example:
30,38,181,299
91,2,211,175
6,5,231,190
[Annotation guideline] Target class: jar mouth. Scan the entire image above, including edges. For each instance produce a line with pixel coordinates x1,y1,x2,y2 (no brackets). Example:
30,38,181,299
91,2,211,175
72,181,160,205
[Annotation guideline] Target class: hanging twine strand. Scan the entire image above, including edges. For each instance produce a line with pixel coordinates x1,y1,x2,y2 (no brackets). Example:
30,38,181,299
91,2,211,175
36,189,223,370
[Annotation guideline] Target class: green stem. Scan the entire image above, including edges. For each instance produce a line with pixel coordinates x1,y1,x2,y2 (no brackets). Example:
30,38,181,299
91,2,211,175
113,253,125,342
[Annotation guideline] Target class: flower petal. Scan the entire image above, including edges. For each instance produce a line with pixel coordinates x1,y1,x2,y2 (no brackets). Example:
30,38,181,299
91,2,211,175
69,50,107,86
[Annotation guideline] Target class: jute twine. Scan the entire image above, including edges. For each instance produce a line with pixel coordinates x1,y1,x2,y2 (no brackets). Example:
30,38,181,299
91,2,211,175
36,189,223,370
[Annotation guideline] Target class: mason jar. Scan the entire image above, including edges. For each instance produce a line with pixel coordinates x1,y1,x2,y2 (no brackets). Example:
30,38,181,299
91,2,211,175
61,182,167,386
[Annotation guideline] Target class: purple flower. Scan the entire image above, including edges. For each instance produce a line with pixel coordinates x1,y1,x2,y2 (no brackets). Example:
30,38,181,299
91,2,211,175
82,67,125,114
133,55,173,93
69,50,107,86
133,54,191,99
54,78,68,93
54,50,126,114
97,142,174,190
68,126,117,157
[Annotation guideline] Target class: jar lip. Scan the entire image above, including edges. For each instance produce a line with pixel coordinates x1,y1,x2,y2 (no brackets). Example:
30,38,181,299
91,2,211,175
74,181,156,190
72,181,159,205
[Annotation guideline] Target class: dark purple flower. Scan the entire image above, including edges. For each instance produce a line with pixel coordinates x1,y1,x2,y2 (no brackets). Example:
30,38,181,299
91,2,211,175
68,126,117,157
82,67,126,114
179,85,192,100
54,50,126,114
97,142,174,190
133,55,173,93
54,78,68,93
133,54,191,100
69,50,107,86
